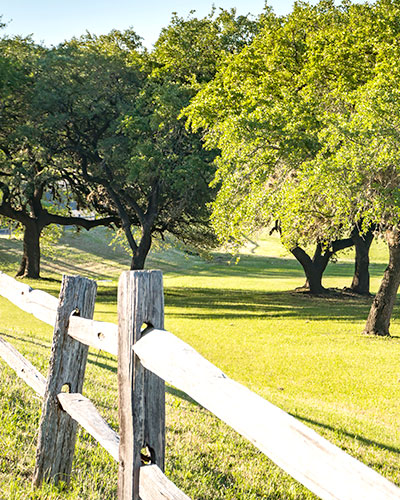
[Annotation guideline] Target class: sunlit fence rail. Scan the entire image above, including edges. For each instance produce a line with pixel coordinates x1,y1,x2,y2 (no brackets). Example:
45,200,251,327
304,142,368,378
0,270,399,500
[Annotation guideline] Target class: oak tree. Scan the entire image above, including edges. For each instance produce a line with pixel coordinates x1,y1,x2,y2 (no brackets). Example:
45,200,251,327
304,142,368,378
0,35,117,278
35,12,259,270
186,0,378,294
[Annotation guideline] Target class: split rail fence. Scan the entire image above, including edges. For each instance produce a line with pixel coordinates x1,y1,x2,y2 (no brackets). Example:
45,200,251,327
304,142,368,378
0,269,399,500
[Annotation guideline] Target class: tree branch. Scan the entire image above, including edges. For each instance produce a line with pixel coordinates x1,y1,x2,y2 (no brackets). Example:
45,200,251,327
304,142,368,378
331,237,354,253
41,212,119,230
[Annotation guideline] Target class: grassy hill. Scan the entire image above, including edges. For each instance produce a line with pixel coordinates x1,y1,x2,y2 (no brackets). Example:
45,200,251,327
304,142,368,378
0,228,399,499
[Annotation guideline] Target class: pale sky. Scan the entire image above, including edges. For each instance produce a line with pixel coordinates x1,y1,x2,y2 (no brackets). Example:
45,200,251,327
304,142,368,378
0,0,321,49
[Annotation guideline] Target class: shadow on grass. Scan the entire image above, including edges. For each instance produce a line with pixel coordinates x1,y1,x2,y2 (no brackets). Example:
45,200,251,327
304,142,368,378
87,349,117,364
293,413,400,457
0,331,51,350
167,383,400,467
41,257,119,281
0,238,23,274
0,331,117,372
87,357,117,373
0,230,127,280
165,286,374,322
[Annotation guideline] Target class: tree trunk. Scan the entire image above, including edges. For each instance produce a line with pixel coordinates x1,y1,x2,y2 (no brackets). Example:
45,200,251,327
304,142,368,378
363,230,400,336
291,244,328,294
16,222,41,278
130,228,152,271
291,237,354,295
350,228,374,295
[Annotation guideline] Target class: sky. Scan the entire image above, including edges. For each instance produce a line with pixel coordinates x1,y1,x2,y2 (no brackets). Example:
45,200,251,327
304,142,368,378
0,0,318,50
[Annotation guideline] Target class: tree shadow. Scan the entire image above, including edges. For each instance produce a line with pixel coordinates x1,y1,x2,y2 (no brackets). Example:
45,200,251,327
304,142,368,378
167,383,400,486
0,231,389,287
42,258,117,280
165,286,375,322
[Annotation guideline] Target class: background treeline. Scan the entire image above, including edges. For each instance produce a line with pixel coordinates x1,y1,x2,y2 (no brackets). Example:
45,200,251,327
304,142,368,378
2,0,400,335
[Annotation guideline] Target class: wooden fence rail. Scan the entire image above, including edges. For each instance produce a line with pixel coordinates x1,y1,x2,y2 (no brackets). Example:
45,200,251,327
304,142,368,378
0,270,399,500
0,270,184,500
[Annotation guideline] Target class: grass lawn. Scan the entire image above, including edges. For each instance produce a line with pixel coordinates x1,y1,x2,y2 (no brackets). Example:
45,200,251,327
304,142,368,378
0,229,399,499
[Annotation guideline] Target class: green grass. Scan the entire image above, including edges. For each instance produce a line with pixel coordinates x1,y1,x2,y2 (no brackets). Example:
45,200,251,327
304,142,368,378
0,229,399,499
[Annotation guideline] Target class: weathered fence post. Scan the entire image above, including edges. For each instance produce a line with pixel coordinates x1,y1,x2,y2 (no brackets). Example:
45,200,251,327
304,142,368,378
117,270,165,500
33,275,97,486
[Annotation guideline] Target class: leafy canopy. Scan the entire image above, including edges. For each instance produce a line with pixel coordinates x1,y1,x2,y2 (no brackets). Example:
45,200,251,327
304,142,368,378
186,0,400,250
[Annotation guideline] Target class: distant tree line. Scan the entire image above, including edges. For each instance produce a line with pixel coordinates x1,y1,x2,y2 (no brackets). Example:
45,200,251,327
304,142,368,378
2,1,400,336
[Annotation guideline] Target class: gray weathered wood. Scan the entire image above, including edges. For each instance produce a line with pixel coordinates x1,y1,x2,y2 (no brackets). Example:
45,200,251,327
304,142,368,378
56,398,189,500
57,392,120,461
118,271,165,500
0,271,58,326
67,315,118,356
33,275,97,486
0,334,47,397
139,465,190,500
133,329,400,500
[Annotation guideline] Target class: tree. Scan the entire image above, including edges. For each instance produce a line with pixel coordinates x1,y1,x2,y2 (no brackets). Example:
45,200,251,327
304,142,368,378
280,0,400,333
246,0,400,332
186,0,381,294
0,35,117,278
34,12,260,271
308,29,400,334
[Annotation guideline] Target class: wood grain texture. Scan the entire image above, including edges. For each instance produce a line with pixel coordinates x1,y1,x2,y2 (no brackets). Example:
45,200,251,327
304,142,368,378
33,275,97,486
0,334,47,397
118,271,165,500
0,271,58,326
57,392,120,461
133,329,400,500
55,394,189,499
139,465,190,500
68,315,118,356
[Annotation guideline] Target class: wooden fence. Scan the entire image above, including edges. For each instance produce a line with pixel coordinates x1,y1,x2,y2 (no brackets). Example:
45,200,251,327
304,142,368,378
0,269,399,500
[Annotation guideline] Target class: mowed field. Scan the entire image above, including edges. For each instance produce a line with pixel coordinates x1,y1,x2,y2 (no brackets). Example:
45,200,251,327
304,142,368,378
0,229,399,499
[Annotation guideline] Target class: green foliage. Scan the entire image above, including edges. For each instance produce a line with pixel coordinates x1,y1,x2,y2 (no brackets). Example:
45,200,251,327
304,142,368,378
0,34,102,270
33,32,143,173
33,25,221,262
306,41,400,232
274,0,400,247
185,4,321,246
0,36,49,208
186,0,400,250
153,8,260,87
0,10,262,270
